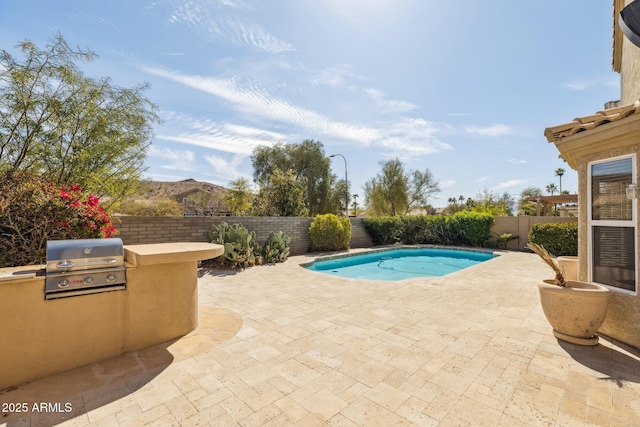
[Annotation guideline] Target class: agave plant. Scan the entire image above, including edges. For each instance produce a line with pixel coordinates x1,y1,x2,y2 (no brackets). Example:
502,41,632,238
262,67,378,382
528,242,567,287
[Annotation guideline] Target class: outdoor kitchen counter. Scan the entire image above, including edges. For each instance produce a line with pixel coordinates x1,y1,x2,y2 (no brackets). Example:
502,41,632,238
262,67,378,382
124,241,223,267
0,242,224,391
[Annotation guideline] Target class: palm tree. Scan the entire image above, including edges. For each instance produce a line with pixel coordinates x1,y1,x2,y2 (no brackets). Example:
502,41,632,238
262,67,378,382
546,183,559,214
555,168,565,193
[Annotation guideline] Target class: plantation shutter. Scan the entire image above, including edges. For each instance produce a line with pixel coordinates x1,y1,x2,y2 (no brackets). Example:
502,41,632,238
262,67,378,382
591,159,633,221
589,157,636,292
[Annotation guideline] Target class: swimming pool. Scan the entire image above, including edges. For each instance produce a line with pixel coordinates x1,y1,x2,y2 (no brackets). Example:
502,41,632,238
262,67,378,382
303,247,494,281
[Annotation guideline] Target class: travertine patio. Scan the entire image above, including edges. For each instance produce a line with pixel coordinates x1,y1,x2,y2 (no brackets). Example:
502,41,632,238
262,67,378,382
2,249,640,426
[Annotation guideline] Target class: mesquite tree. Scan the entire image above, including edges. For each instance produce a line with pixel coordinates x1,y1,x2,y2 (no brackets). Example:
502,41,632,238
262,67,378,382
0,33,160,206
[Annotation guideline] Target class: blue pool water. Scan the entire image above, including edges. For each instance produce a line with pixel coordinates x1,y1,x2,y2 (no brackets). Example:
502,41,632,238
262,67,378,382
304,248,494,281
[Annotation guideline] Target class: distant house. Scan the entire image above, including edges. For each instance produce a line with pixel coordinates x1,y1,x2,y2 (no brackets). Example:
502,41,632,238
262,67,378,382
138,178,232,216
544,0,640,349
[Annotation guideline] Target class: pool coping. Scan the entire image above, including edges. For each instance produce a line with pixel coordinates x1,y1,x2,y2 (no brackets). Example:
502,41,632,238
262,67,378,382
299,244,499,268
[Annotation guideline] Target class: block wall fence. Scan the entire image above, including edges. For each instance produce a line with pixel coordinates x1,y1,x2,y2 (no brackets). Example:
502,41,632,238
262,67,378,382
113,215,577,255
114,216,375,255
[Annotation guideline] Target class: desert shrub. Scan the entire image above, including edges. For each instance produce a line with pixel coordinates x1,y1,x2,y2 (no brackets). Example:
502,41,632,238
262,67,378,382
0,171,115,267
528,222,578,256
309,214,351,251
362,216,402,244
493,233,518,249
209,222,263,268
450,211,494,247
117,198,184,216
263,231,291,263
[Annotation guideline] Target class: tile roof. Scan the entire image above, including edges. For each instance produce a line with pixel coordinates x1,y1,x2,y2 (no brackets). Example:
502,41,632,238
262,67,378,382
544,100,640,143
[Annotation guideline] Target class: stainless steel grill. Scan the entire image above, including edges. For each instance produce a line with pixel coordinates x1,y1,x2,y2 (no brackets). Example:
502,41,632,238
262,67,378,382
45,238,126,300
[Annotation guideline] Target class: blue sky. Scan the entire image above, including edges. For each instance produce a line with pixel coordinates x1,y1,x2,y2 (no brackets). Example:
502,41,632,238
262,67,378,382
0,1,620,207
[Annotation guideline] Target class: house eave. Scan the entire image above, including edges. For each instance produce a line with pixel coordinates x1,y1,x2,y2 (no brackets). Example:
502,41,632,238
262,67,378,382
548,112,640,169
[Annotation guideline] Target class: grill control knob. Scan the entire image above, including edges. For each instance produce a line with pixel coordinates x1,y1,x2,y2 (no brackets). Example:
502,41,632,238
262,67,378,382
106,274,116,282
58,279,69,288
84,276,94,284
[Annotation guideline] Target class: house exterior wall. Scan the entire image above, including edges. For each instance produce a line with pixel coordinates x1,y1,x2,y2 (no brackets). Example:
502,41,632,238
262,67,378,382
620,0,640,104
577,146,640,348
603,0,640,348
553,120,640,348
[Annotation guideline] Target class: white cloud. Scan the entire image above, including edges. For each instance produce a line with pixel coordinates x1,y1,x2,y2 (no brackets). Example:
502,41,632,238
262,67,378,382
476,176,489,183
145,67,450,157
562,79,593,91
156,111,285,155
563,77,620,91
439,179,456,188
465,124,513,138
508,159,527,164
492,179,523,190
379,118,451,156
311,67,416,113
310,65,354,87
147,145,196,171
205,153,246,180
146,67,375,142
168,0,294,53
362,87,416,113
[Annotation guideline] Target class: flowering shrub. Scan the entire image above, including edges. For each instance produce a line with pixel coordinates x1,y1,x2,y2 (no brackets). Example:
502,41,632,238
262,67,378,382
0,171,115,267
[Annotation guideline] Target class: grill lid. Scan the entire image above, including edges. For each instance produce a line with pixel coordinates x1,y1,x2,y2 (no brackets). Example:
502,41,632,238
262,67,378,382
46,238,124,273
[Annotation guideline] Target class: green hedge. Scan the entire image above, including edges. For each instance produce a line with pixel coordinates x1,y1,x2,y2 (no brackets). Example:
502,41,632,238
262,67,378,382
363,212,494,247
451,211,494,247
528,222,578,256
362,216,403,244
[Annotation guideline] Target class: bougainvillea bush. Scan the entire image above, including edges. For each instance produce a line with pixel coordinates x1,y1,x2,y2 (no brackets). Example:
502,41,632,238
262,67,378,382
0,171,115,267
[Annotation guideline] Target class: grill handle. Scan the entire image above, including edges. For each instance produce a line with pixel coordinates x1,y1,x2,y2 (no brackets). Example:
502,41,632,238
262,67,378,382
56,259,118,269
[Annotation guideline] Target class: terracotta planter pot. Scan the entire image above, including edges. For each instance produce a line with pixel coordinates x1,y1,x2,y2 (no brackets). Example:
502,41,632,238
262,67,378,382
538,280,611,346
557,256,578,281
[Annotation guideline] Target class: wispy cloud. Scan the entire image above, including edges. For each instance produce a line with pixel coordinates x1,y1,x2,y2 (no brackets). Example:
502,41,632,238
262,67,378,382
205,153,247,180
448,113,472,117
168,0,294,53
476,176,489,183
465,124,513,138
310,64,354,87
156,112,284,155
145,67,450,157
508,159,527,164
439,179,456,188
492,179,523,190
562,77,620,91
380,118,451,155
562,79,594,91
147,145,196,171
362,88,416,113
310,67,416,113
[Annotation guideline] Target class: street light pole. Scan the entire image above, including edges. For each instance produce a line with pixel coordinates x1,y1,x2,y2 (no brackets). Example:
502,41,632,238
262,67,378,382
329,154,348,216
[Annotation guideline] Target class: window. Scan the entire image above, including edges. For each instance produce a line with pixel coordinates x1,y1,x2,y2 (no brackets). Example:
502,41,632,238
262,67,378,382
588,156,636,293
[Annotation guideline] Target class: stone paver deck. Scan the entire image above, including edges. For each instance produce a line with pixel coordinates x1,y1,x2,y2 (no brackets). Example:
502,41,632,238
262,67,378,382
2,249,640,426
